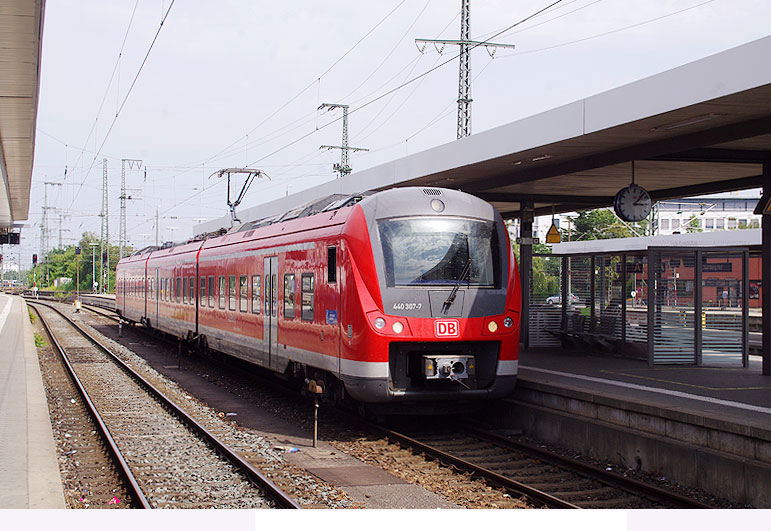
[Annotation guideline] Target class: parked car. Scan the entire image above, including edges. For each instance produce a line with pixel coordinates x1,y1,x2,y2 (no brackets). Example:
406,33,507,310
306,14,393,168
546,293,579,304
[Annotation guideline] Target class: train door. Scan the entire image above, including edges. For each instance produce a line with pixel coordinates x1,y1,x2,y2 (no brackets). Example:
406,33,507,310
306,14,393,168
263,256,278,369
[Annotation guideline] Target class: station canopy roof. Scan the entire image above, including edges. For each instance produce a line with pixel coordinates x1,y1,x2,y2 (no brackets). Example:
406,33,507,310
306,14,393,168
0,0,44,230
197,34,771,235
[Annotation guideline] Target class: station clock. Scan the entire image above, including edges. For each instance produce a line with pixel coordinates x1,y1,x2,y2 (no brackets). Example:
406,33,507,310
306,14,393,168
613,184,652,222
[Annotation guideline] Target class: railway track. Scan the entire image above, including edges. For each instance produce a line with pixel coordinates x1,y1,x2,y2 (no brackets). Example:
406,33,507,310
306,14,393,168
371,420,713,509
30,301,301,509
53,299,714,509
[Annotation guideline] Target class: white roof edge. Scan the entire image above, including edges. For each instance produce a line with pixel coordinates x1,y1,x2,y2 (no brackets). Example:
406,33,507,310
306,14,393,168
194,35,771,236
550,229,761,255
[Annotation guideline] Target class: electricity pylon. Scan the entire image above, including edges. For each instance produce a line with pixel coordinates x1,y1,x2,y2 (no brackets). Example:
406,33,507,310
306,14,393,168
120,159,142,258
416,0,515,138
318,103,368,178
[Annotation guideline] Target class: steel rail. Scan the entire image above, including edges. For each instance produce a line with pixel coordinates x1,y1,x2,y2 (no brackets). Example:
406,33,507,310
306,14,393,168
364,421,580,509
463,425,713,509
29,302,152,509
32,300,302,509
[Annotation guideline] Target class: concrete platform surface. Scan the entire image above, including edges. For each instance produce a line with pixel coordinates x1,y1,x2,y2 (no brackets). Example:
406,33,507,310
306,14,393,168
519,349,771,432
0,294,65,508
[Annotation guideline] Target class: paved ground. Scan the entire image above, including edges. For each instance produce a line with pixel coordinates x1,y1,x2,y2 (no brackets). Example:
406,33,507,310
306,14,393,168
0,294,65,508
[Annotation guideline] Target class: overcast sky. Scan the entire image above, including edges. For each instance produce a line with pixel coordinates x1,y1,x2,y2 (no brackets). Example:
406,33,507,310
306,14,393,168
11,0,771,269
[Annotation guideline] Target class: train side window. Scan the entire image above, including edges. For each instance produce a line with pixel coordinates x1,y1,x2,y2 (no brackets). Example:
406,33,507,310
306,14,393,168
177,277,182,303
239,275,248,312
251,275,261,314
183,276,188,304
219,276,226,309
283,274,295,319
189,277,195,305
229,275,237,311
264,275,269,314
200,277,206,306
301,273,314,321
208,276,215,307
327,246,336,283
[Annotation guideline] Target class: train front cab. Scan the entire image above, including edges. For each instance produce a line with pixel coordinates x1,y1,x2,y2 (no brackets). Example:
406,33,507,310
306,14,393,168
337,188,520,404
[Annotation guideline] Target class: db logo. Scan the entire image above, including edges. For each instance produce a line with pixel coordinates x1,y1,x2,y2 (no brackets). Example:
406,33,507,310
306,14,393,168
434,319,460,337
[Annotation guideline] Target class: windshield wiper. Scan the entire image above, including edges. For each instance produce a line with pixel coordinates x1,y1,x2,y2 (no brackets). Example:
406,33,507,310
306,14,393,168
442,257,472,314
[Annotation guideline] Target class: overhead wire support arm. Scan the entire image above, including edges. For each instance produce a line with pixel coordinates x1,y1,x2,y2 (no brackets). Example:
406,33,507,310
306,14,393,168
212,168,270,226
415,0,515,139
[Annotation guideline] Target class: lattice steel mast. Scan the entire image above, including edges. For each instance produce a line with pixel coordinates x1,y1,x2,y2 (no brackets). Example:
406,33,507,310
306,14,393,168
318,103,368,178
100,158,109,293
416,0,515,138
120,159,142,258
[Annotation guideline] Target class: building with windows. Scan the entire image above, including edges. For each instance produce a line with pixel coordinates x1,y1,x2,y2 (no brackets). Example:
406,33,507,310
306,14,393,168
655,196,761,235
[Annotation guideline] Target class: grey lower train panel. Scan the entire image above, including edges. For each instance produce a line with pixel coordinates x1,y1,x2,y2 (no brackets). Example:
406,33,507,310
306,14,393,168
341,374,517,403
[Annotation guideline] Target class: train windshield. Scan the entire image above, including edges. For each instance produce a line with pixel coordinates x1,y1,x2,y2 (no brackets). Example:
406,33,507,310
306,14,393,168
379,217,498,287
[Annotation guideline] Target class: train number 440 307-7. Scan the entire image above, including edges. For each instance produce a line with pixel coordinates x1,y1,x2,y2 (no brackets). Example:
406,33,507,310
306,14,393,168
393,302,422,311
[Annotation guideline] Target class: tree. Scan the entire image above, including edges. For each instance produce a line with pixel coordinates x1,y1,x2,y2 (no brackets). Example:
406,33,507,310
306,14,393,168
685,215,703,233
563,209,637,241
33,232,130,292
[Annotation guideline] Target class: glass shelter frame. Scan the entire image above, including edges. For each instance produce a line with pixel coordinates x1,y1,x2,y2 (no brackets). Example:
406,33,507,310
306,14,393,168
528,244,751,368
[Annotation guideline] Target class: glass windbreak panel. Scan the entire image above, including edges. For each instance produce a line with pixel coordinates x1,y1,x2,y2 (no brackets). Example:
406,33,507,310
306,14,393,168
529,254,562,349
379,217,497,287
594,255,622,341
653,251,696,365
625,254,648,344
701,251,744,366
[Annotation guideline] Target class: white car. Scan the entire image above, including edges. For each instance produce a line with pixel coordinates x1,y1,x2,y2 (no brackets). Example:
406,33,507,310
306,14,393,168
546,293,579,304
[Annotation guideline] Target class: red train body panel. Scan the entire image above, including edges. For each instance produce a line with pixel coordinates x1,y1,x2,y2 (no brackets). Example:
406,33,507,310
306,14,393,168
117,187,521,404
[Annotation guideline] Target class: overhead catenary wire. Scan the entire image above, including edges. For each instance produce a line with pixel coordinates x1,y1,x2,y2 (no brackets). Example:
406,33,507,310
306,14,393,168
68,0,176,211
127,1,574,232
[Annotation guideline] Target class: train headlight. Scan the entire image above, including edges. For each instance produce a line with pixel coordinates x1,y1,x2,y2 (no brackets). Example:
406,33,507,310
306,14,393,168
430,199,445,213
392,321,404,334
503,317,514,328
374,317,386,330
487,320,499,333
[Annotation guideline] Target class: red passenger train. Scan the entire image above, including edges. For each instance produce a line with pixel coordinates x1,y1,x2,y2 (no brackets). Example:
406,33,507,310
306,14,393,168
116,187,521,405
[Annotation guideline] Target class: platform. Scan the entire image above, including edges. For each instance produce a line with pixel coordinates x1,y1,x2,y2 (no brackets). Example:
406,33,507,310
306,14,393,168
497,348,771,507
0,294,65,508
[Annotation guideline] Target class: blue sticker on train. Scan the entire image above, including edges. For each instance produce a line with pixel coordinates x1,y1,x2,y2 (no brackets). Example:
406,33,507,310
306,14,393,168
326,310,338,325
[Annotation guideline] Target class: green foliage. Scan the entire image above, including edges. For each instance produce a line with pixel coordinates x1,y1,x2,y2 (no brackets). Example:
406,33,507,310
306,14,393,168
29,232,130,292
563,209,636,241
685,215,703,233
34,332,46,348
28,307,37,323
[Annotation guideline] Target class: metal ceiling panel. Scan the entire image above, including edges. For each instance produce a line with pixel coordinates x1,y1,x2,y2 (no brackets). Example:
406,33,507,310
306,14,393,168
0,0,45,229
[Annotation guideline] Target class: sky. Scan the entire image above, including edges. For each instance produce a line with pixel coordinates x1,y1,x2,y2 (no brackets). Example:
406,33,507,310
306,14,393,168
8,0,771,271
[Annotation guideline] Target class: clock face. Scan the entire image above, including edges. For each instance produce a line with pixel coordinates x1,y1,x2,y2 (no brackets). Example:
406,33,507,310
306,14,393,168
614,184,651,222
